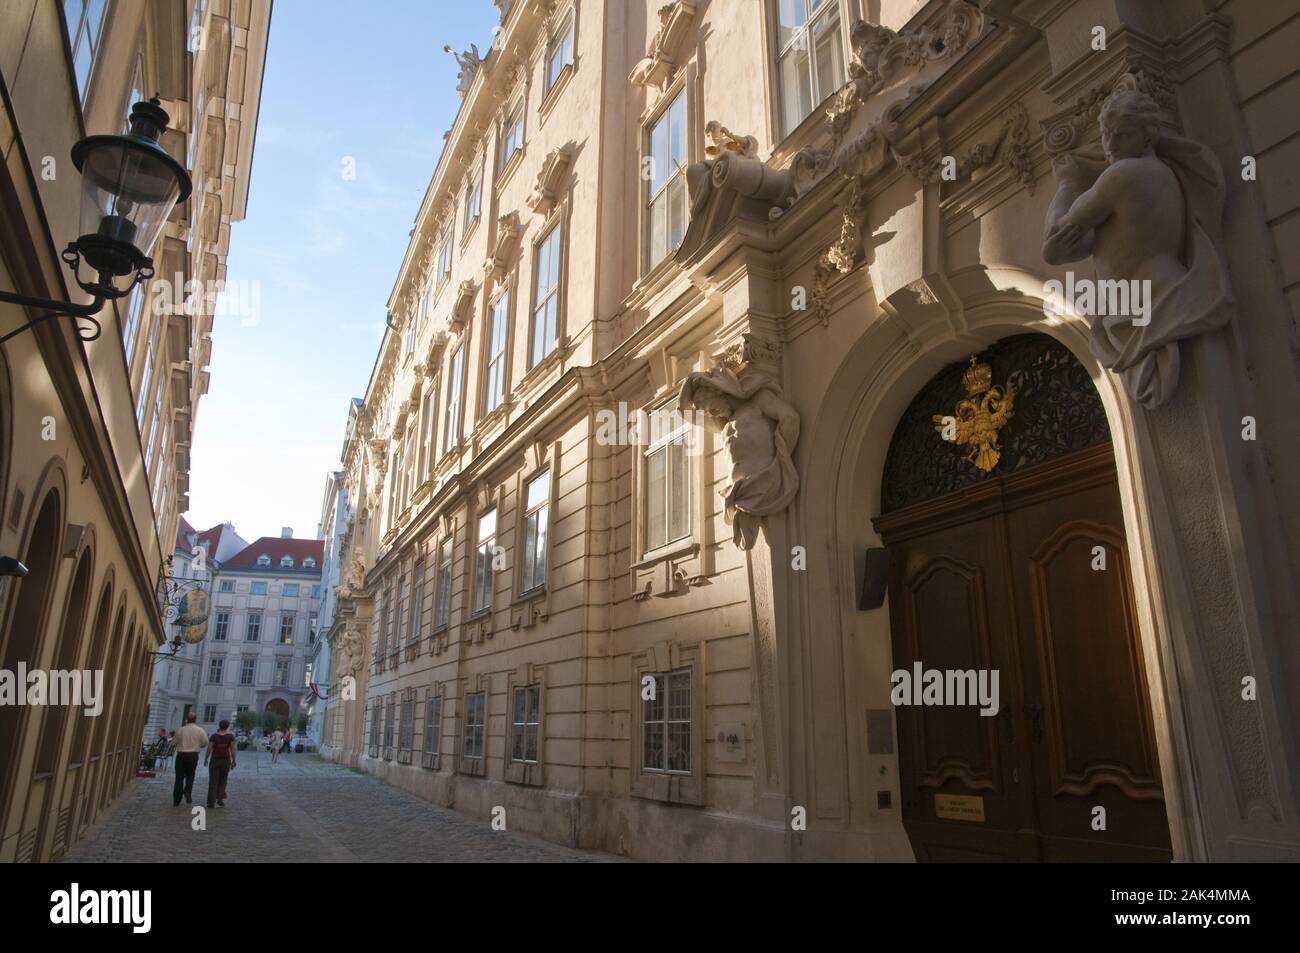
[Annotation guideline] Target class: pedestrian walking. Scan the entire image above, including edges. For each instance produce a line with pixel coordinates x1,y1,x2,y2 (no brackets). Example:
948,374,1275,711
204,720,237,808
283,726,292,756
171,712,208,806
270,727,284,764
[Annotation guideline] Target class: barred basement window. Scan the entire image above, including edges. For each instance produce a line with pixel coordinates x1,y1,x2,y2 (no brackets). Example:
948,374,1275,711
643,670,692,773
425,697,442,756
463,692,486,759
510,685,540,763
400,698,414,750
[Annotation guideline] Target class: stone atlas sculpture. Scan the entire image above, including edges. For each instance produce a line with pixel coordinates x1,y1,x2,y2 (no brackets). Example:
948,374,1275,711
679,365,800,550
1042,84,1234,408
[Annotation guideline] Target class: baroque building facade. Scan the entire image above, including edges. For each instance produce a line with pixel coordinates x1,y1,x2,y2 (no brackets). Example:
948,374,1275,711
0,0,270,861
141,517,204,741
323,0,1300,861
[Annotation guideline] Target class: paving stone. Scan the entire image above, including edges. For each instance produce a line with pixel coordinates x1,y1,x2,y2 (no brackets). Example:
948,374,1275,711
61,751,617,863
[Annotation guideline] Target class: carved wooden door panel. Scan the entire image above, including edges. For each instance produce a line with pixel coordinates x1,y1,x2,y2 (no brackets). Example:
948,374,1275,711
882,498,1039,862
1004,451,1172,862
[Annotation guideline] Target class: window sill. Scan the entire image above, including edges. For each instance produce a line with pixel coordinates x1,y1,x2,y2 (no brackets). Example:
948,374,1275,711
633,538,697,571
538,64,575,125
631,771,703,806
421,752,441,771
505,760,544,787
495,150,525,192
459,756,486,777
519,336,569,392
460,214,481,250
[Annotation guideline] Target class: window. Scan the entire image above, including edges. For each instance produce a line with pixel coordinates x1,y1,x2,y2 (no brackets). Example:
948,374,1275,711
368,701,380,747
425,697,442,755
283,583,300,597
400,698,415,750
143,382,163,474
274,659,290,687
121,283,146,364
257,554,271,566
394,573,408,646
203,704,217,723
279,614,294,644
473,509,497,615
207,657,224,685
236,704,249,715
643,670,692,772
214,611,230,641
402,422,416,510
312,585,322,598
405,320,416,356
420,388,437,483
521,471,550,594
464,171,482,230
304,557,316,569
421,284,433,326
511,685,541,763
463,692,486,759
546,14,574,92
63,0,109,103
309,613,318,643
646,91,688,270
303,662,312,687
644,400,692,551
239,657,256,686
383,698,395,749
219,579,234,593
410,562,425,642
530,224,562,367
484,290,510,413
280,555,294,568
500,101,524,169
135,316,159,426
776,0,846,137
246,612,262,641
251,581,268,595
435,538,453,630
444,345,464,452
437,228,454,283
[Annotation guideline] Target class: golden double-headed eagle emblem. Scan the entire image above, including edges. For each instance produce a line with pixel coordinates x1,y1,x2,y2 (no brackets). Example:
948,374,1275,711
933,356,1015,472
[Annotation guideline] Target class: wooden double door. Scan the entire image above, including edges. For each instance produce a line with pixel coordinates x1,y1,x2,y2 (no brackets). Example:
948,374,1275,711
874,444,1171,862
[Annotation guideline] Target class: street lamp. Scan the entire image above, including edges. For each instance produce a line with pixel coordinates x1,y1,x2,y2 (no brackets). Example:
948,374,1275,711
0,97,192,345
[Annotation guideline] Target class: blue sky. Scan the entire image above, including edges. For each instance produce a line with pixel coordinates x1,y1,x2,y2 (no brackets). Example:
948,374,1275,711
185,1,499,542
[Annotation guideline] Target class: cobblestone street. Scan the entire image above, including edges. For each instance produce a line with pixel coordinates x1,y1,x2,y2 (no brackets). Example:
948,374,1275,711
62,752,615,863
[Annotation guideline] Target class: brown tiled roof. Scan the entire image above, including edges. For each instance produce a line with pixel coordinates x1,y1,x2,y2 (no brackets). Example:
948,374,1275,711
175,516,196,552
221,537,324,571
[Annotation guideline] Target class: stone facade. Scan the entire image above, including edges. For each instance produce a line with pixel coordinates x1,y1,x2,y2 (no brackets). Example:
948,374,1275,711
0,0,269,862
322,0,1300,861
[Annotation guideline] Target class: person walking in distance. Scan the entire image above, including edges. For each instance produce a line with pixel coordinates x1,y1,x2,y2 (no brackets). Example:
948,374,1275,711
205,719,237,807
171,712,208,806
283,725,293,756
270,726,284,764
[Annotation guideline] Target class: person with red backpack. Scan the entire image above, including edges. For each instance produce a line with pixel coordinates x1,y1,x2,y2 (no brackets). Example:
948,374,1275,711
204,719,237,808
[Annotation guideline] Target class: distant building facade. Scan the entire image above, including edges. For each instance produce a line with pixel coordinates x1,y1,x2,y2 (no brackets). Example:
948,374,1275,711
193,529,324,733
310,466,351,751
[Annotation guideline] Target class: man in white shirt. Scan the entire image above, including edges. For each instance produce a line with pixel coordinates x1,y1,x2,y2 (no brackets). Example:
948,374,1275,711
172,712,209,806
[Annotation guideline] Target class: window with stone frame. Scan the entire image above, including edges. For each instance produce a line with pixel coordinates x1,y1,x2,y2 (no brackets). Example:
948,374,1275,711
444,344,464,452
62,0,109,104
484,288,510,414
643,670,692,773
274,659,290,687
409,560,425,643
399,695,415,753
437,225,454,284
246,611,262,641
279,613,294,644
424,694,443,763
368,700,381,749
473,509,497,615
394,571,409,648
214,611,230,641
464,168,482,231
775,0,846,137
203,704,217,723
545,10,575,93
420,386,438,484
207,656,224,684
383,696,396,755
520,470,550,594
642,398,693,553
510,684,541,763
435,537,453,631
644,89,687,271
463,691,486,761
529,222,563,368
500,99,525,170
239,656,255,686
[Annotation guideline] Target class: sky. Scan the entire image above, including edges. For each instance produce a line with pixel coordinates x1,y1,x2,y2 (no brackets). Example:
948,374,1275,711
185,0,500,543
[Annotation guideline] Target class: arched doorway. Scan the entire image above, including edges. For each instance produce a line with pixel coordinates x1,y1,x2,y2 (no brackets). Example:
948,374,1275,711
871,334,1171,862
265,698,290,719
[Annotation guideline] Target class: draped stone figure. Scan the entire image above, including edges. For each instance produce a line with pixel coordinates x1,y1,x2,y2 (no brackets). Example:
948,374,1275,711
1042,86,1233,408
679,366,800,550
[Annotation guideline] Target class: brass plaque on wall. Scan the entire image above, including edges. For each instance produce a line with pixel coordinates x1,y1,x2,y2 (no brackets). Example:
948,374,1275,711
935,794,985,822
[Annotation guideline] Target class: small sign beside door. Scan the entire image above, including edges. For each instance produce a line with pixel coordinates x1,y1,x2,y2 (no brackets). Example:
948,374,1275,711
935,793,985,822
